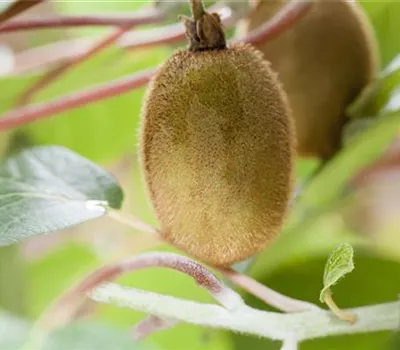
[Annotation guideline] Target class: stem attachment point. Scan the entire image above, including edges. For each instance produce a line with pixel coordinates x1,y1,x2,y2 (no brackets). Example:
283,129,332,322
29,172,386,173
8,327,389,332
324,291,357,324
182,0,226,51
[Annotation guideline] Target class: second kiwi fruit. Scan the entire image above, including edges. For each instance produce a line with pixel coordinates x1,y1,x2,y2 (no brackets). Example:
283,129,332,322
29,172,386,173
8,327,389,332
243,0,379,160
140,0,295,267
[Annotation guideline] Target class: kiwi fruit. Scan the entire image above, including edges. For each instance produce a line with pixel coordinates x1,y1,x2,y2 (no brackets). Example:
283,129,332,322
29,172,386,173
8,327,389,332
243,0,378,160
139,0,295,266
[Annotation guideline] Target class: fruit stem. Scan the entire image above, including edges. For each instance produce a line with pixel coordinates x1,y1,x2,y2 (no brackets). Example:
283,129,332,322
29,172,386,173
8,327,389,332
183,0,226,51
190,0,205,21
108,209,160,237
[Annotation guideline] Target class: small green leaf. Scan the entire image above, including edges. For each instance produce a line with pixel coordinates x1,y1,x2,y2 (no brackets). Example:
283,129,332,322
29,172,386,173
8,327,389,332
0,146,123,245
320,243,355,303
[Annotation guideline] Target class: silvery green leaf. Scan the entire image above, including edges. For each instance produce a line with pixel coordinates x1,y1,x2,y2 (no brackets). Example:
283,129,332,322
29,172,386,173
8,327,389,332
0,146,123,245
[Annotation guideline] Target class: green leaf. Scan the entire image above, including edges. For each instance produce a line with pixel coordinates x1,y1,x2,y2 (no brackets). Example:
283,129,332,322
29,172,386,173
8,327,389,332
319,243,355,303
0,145,123,245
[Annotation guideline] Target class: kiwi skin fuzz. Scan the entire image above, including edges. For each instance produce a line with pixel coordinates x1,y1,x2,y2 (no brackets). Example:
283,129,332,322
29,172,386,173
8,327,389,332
244,0,378,160
140,43,295,267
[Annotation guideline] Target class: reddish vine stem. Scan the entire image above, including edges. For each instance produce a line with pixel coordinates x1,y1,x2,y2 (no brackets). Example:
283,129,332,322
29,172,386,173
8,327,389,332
14,38,95,74
119,22,186,50
11,5,231,73
39,252,242,330
0,8,163,32
0,1,311,131
17,25,135,106
240,0,312,45
121,0,312,50
219,268,320,313
12,24,183,74
0,68,155,131
120,5,235,49
107,211,320,314
0,0,45,24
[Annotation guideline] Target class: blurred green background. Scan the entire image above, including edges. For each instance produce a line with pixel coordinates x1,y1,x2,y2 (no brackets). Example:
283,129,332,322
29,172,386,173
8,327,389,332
0,1,400,349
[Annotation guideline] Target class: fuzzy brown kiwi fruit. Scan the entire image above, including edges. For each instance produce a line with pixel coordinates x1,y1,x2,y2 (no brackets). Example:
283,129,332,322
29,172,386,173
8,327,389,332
139,0,295,267
243,0,378,160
